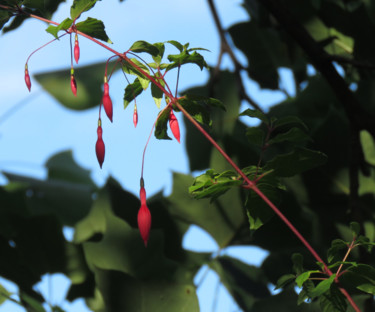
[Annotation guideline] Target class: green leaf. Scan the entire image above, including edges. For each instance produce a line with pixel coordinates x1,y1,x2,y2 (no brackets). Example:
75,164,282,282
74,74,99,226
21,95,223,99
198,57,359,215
240,108,269,125
183,94,225,111
319,284,347,312
357,283,375,295
122,58,150,90
0,10,11,32
275,274,296,290
273,116,308,132
70,0,98,20
129,40,159,56
295,271,312,288
45,18,73,39
327,239,348,263
189,170,242,201
264,147,327,177
360,130,375,166
292,253,304,275
245,127,265,147
76,17,112,43
350,221,361,237
178,97,211,127
0,283,11,305
20,292,46,312
167,51,207,71
152,42,165,65
310,274,336,299
167,40,184,52
151,73,164,109
123,78,143,109
155,107,172,140
267,127,311,145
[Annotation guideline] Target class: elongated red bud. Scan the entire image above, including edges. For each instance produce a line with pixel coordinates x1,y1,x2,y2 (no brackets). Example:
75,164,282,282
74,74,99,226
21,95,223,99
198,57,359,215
71,74,77,96
169,110,180,143
138,186,151,246
74,34,80,64
102,81,113,122
133,104,138,128
25,65,31,92
96,123,105,168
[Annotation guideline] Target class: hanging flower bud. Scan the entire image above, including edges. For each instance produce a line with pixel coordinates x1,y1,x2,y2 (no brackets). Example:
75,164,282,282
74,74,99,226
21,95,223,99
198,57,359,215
74,34,80,64
102,77,113,122
71,73,77,96
138,181,151,246
133,103,138,128
169,110,180,143
95,120,105,168
24,65,31,92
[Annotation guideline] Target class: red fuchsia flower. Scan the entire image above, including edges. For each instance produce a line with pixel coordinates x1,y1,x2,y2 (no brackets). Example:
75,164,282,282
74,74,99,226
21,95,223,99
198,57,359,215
71,74,77,96
74,34,80,64
133,104,138,128
95,121,105,168
138,183,151,246
102,79,113,122
169,109,180,143
24,65,31,92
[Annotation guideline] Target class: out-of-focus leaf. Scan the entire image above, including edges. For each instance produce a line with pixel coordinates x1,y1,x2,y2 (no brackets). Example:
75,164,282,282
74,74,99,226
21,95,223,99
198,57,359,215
209,256,269,310
360,130,375,166
268,127,311,145
76,17,112,43
21,292,46,312
0,283,11,305
35,61,116,111
246,127,265,147
240,108,269,125
264,148,327,177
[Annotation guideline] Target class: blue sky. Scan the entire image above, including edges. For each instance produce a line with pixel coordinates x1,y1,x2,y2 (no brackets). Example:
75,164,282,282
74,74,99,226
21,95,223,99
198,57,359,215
0,0,295,311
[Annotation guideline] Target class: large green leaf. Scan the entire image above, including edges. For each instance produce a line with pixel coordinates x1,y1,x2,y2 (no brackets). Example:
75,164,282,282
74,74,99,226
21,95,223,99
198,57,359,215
70,0,98,20
35,61,114,110
209,256,269,310
76,17,112,43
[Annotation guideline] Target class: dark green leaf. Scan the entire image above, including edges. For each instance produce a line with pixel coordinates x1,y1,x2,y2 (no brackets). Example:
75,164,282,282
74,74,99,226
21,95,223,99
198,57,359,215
0,9,11,31
129,40,159,56
264,147,327,177
183,94,225,111
275,274,296,290
292,253,304,275
319,283,347,312
268,127,311,145
35,61,115,111
209,256,269,311
122,58,150,90
123,78,143,109
295,271,312,288
152,42,165,65
151,74,164,109
350,221,361,237
273,116,308,132
178,97,211,127
245,127,265,147
327,239,348,263
70,0,97,20
155,107,172,140
240,108,269,124
20,292,46,312
76,17,112,43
